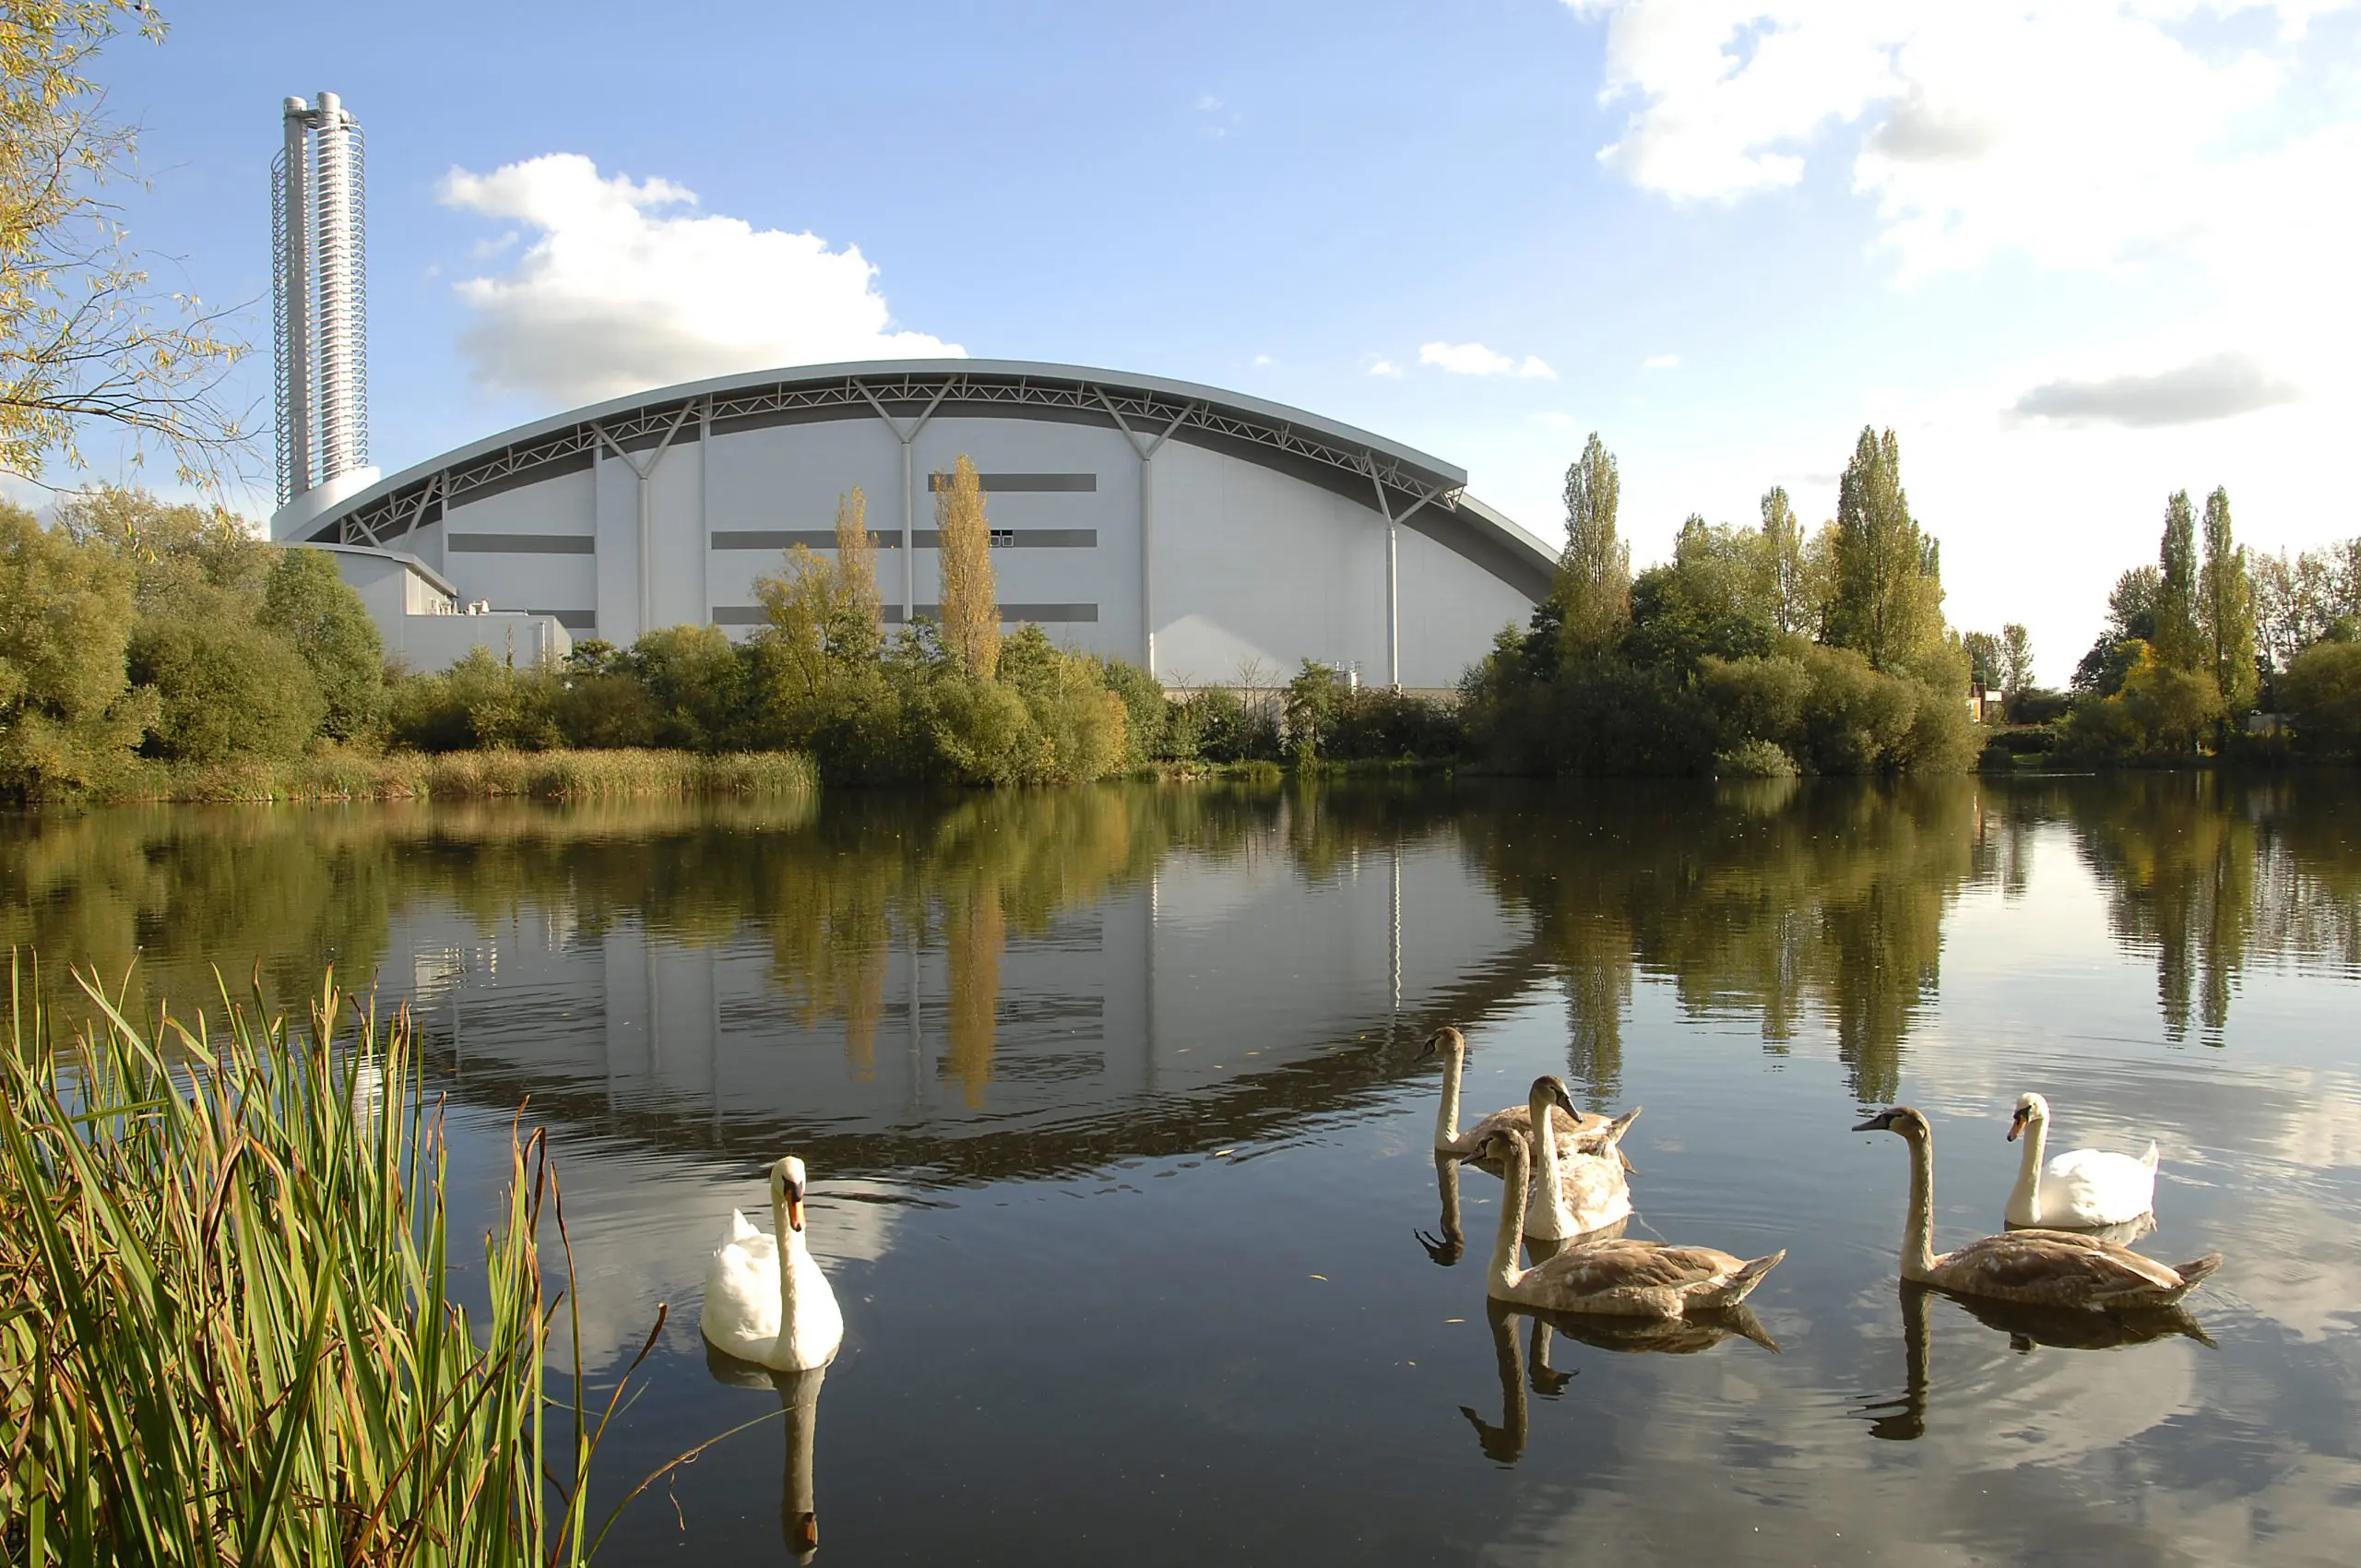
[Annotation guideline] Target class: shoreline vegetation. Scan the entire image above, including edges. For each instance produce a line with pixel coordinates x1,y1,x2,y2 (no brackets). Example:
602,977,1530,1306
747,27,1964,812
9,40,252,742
8,439,2360,806
0,964,688,1562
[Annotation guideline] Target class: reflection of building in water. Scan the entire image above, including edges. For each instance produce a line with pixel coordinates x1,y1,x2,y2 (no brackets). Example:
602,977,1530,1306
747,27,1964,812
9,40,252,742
377,830,1536,1172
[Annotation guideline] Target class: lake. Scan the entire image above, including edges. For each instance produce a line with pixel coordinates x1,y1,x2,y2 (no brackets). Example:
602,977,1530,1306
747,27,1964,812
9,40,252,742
5,776,2357,1565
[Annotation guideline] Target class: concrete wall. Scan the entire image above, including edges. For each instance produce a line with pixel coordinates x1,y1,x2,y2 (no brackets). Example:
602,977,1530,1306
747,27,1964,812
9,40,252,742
363,410,1540,689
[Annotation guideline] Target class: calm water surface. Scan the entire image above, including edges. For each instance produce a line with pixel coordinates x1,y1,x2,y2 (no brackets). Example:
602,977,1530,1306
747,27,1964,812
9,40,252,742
6,778,2359,1565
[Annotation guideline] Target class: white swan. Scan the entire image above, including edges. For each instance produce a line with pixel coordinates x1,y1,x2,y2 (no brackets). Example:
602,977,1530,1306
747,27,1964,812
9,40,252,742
1522,1075,1635,1241
2004,1092,2159,1229
702,1155,844,1372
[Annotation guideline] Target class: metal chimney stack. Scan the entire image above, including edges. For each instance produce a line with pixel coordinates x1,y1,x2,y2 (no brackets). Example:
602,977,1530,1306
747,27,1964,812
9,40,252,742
274,91,369,507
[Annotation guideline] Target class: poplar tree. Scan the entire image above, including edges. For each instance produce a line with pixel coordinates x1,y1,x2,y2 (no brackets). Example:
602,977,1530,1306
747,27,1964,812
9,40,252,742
1999,624,2035,697
1829,427,1928,673
1554,433,1630,664
1759,485,1808,635
2199,486,2258,713
936,455,1000,677
834,484,881,642
2153,491,2202,672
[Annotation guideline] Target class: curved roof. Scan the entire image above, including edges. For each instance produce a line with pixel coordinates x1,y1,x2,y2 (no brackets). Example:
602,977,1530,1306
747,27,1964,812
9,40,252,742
284,358,1558,598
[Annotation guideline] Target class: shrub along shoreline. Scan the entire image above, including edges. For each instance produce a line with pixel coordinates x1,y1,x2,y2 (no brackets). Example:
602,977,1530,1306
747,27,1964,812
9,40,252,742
89,746,819,804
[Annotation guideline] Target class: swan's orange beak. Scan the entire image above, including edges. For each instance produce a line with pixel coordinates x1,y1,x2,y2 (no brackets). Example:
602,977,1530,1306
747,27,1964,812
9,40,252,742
788,1194,807,1233
2007,1107,2028,1142
791,1510,818,1552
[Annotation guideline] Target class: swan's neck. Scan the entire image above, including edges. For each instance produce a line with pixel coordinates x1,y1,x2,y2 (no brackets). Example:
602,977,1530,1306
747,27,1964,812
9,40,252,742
1489,1144,1530,1294
1529,1086,1567,1229
1901,1130,1939,1280
775,1189,805,1326
2008,1114,2048,1219
1436,1047,1465,1146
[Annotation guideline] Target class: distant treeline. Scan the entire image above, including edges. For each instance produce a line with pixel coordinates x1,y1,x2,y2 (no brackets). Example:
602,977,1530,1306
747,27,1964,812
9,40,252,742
1463,428,1980,777
13,435,2359,803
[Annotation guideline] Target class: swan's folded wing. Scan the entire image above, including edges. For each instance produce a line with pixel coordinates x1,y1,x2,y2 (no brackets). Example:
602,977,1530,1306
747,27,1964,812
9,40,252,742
1536,1239,1741,1293
1950,1230,2187,1298
722,1207,761,1247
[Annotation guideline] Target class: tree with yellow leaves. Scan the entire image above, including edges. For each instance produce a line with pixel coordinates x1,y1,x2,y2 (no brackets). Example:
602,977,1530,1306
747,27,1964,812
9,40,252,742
935,455,999,676
4,3,248,488
834,484,881,641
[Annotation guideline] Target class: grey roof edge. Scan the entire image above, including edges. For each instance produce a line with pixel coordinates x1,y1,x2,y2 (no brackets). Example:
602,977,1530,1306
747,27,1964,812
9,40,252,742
274,358,1473,541
298,540,461,600
1453,492,1561,588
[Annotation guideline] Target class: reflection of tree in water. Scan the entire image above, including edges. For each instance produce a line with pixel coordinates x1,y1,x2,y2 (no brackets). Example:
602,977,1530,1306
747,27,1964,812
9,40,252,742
2058,775,2359,1045
945,893,1003,1106
1464,779,1981,1102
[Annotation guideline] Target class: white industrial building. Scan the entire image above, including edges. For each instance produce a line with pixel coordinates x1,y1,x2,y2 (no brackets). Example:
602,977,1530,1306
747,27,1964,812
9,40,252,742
274,360,1557,690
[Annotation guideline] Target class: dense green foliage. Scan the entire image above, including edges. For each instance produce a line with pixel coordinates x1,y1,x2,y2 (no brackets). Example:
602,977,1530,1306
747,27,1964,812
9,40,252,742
2056,486,2296,766
2279,641,2361,759
259,547,386,740
1465,427,1976,777
2,488,387,796
0,504,152,797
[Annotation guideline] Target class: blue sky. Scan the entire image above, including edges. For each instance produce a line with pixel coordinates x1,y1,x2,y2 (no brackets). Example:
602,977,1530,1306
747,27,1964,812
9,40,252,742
60,0,2361,682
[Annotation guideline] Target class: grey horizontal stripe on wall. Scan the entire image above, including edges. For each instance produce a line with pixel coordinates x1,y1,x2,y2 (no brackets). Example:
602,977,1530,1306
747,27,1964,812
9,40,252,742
924,471,1097,493
711,529,1096,550
532,609,598,630
719,604,1097,625
883,603,1099,624
447,533,596,554
710,529,900,551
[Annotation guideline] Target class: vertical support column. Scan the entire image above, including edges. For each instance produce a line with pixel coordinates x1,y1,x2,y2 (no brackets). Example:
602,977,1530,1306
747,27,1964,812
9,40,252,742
856,379,952,628
1139,447,1156,675
901,438,915,622
1388,518,1400,691
1099,391,1193,678
597,404,693,642
636,469,652,635
698,395,712,627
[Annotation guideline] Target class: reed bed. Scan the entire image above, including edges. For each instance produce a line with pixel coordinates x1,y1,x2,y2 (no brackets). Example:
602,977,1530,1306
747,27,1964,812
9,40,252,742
99,748,820,804
0,962,682,1564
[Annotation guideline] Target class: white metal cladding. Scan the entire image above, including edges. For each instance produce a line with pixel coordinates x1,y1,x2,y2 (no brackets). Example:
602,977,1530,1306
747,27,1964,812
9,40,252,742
287,360,1558,689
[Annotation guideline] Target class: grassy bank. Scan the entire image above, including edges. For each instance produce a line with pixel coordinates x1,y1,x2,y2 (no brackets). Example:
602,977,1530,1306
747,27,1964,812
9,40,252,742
0,966,680,1563
93,746,820,804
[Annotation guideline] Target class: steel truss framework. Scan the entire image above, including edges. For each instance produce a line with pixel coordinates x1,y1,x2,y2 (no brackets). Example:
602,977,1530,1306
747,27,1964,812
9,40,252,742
312,368,1466,548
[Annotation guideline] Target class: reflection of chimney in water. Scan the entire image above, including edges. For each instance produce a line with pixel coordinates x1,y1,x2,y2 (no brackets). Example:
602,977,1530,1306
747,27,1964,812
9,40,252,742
844,920,885,1082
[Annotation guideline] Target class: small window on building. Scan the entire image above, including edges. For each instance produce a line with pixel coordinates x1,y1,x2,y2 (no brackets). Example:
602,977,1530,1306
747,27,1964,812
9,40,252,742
990,529,1016,548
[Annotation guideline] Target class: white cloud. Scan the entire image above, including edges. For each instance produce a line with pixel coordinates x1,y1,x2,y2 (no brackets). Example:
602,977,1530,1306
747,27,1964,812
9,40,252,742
1570,2,2360,283
1366,357,1405,377
1644,352,1680,370
1418,341,1558,378
438,153,960,407
1252,352,1275,367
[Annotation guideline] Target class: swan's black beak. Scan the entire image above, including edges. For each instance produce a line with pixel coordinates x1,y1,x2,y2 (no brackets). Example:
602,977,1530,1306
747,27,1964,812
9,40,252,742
1544,1077,1578,1115
1853,1110,1896,1133
2007,1107,2029,1143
